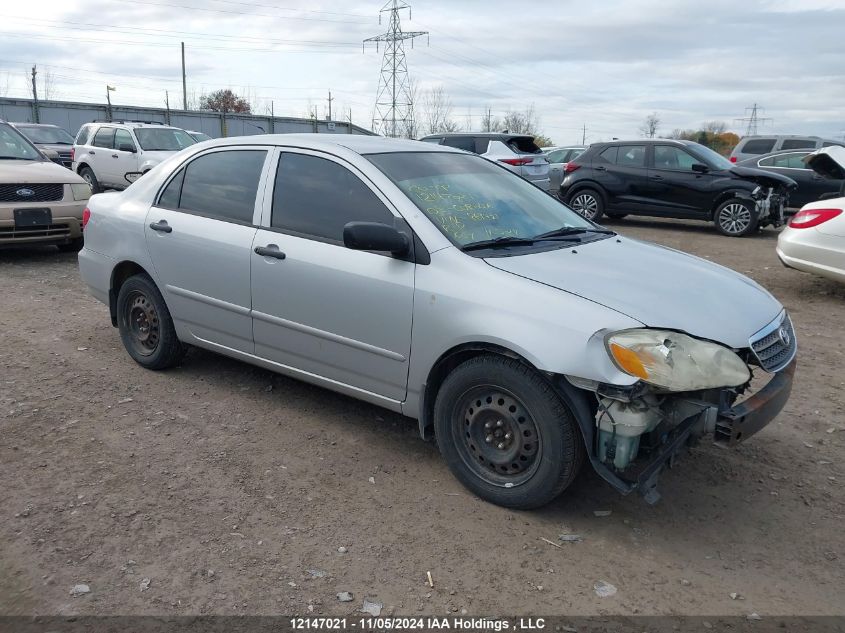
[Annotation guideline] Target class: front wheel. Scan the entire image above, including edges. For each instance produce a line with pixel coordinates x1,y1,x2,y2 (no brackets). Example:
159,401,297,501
116,274,185,370
434,355,584,509
714,198,758,237
78,166,101,194
568,188,604,222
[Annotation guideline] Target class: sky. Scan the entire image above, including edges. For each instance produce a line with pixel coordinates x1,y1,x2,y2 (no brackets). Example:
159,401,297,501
1,0,844,145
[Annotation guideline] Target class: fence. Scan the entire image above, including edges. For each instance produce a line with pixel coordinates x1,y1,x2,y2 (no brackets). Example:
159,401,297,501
0,97,375,138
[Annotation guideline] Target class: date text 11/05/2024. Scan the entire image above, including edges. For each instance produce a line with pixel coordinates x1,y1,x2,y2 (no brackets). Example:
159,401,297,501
290,616,546,631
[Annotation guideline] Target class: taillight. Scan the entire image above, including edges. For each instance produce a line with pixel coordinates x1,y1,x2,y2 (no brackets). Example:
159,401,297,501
729,156,737,163
788,208,842,229
82,207,91,230
564,162,581,173
70,148,75,162
499,157,535,166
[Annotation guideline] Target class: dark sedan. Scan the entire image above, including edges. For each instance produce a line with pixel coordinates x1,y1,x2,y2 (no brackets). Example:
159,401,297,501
738,150,844,209
559,139,797,237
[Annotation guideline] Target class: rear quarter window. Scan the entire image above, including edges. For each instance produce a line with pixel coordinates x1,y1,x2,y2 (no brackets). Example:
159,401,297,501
506,137,542,154
442,137,476,152
740,139,776,155
75,126,94,146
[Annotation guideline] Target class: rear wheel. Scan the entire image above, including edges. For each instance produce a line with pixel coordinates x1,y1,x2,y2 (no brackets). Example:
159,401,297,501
116,274,185,370
568,188,604,222
79,166,101,194
434,355,584,509
714,198,758,237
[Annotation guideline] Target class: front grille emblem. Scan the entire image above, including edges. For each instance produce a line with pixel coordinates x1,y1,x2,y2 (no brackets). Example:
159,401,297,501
16,188,35,197
778,326,791,347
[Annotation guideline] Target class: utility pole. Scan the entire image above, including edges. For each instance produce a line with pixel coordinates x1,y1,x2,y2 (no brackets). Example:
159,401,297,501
736,103,771,136
582,123,587,145
327,90,333,121
30,65,39,123
106,85,115,121
181,41,187,110
347,108,353,133
165,90,171,125
364,1,428,138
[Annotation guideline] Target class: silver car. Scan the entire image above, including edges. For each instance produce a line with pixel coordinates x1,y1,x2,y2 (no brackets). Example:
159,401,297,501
543,145,586,193
78,134,796,509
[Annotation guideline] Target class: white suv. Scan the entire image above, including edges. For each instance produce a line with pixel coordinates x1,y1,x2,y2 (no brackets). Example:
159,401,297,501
72,121,196,192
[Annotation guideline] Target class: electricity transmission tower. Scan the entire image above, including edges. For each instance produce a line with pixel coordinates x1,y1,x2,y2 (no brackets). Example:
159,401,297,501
364,0,428,138
736,103,771,136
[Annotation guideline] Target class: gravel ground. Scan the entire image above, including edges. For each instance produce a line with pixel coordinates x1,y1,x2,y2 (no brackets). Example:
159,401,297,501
1,217,843,617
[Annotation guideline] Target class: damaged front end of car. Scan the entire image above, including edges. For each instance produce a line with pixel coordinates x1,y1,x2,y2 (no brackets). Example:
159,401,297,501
732,166,797,228
562,311,797,504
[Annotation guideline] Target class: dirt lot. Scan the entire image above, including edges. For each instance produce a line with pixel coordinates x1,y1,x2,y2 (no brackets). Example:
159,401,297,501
1,217,843,618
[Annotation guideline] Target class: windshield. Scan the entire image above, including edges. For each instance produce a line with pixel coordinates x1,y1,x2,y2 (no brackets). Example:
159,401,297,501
366,152,595,247
190,131,211,141
690,143,735,170
0,124,43,160
18,125,74,145
135,128,196,151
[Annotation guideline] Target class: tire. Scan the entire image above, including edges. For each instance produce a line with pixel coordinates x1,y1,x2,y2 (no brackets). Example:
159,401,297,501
606,213,628,219
434,355,585,510
57,237,84,252
116,274,185,370
79,165,101,194
568,188,604,222
714,198,758,237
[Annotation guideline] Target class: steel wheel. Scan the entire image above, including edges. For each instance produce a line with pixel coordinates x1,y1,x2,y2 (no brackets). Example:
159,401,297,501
124,290,160,357
718,202,753,235
451,386,542,487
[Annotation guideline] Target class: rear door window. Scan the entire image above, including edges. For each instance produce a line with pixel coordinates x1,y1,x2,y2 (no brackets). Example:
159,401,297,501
474,138,490,154
597,146,618,164
176,149,267,224
780,139,816,150
92,127,115,149
616,145,646,167
546,149,568,164
764,153,809,169
740,139,776,155
442,137,476,152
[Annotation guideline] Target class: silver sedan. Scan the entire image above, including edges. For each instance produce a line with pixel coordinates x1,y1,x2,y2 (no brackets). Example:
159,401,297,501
79,134,796,509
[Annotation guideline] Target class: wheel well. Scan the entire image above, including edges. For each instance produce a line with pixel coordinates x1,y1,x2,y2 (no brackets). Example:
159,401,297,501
109,261,150,326
76,162,90,174
419,343,534,440
711,191,755,220
564,182,605,203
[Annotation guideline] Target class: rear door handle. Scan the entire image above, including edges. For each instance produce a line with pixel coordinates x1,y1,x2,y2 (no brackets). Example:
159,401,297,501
595,165,606,171
90,150,96,155
650,174,664,180
254,244,286,260
112,154,119,158
149,220,172,233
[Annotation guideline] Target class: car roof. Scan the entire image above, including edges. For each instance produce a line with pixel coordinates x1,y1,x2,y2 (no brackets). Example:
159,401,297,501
196,133,460,155
421,132,533,139
592,139,698,147
11,122,62,128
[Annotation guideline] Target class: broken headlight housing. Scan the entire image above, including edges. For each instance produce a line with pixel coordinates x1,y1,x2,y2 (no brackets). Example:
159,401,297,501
605,329,750,392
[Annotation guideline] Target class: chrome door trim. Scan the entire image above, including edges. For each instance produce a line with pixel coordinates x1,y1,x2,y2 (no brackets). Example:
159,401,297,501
165,284,251,315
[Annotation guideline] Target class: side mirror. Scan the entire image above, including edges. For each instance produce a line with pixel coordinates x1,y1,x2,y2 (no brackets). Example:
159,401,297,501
343,221,409,256
119,144,137,153
691,163,709,173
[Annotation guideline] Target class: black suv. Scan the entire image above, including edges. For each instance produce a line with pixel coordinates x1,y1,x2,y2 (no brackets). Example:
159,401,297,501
560,139,797,236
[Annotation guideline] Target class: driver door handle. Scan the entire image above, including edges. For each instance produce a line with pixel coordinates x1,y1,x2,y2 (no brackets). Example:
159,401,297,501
149,220,172,233
254,245,286,260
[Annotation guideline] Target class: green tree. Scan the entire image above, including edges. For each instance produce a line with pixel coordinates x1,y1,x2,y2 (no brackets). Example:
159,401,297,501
199,89,251,114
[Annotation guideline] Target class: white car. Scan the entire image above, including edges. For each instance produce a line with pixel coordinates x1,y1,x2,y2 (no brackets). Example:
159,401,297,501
777,146,845,283
78,134,795,509
72,121,196,192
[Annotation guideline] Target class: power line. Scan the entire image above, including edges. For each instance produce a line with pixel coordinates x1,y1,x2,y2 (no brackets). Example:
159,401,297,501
364,0,428,138
735,103,772,136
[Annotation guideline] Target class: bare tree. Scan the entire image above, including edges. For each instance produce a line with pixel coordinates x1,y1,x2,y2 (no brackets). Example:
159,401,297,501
639,112,660,138
501,104,540,135
399,77,420,139
41,68,58,100
0,72,10,97
702,120,727,135
420,86,458,135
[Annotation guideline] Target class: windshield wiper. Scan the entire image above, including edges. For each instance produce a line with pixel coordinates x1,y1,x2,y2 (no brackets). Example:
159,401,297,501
0,156,34,160
461,236,536,251
532,226,615,240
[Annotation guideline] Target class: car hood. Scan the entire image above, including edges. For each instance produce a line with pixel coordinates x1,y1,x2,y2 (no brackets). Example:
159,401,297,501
804,146,845,180
728,165,797,189
484,236,782,349
0,159,85,183
35,143,73,153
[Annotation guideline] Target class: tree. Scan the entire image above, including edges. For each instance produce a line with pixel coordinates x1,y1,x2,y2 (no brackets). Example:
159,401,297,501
639,112,660,138
420,86,458,135
198,89,251,113
480,106,500,133
499,105,552,146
